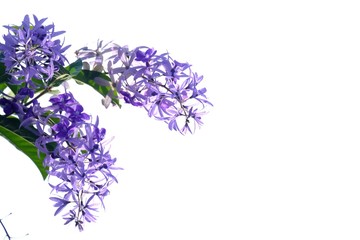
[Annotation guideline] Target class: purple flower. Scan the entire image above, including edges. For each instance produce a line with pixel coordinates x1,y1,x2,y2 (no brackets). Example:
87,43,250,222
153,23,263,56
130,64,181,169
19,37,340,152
52,118,72,139
0,98,21,115
135,48,157,63
16,87,34,99
76,43,213,134
119,90,143,106
32,91,121,230
50,197,70,216
0,15,70,88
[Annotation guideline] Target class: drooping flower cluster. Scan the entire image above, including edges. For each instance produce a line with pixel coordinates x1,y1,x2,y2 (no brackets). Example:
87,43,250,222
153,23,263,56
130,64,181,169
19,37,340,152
34,92,119,231
0,15,119,231
0,15,69,88
76,41,212,134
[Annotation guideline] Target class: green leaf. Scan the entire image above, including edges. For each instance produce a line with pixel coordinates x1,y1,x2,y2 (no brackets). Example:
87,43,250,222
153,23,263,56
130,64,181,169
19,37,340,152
72,70,121,108
0,82,7,92
0,62,11,85
6,82,23,96
46,59,83,88
0,61,6,77
0,116,48,180
0,62,22,95
0,62,8,92
67,59,83,77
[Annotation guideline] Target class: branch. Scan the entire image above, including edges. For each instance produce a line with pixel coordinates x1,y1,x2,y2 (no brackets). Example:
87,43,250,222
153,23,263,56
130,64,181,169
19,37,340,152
0,213,12,240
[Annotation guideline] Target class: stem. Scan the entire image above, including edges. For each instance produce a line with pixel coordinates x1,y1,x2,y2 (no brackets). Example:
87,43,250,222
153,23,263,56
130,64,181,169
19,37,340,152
25,86,52,106
0,217,11,240
0,90,13,99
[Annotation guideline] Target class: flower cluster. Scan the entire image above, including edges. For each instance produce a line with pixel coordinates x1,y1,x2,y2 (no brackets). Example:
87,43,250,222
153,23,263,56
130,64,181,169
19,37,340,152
76,41,212,134
0,15,119,231
0,15,69,88
35,92,119,231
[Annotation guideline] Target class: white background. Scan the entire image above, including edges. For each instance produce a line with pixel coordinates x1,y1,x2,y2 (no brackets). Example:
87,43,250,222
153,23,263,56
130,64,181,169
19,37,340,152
1,0,360,239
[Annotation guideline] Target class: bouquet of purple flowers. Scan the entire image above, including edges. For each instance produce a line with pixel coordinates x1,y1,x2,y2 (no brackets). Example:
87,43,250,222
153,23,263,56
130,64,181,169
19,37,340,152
0,15,212,231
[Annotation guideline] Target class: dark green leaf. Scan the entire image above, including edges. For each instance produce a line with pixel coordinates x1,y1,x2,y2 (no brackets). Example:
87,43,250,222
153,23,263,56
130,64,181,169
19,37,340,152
0,62,11,85
47,60,83,88
6,82,23,95
0,116,48,179
0,82,7,92
72,70,121,108
67,59,83,77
